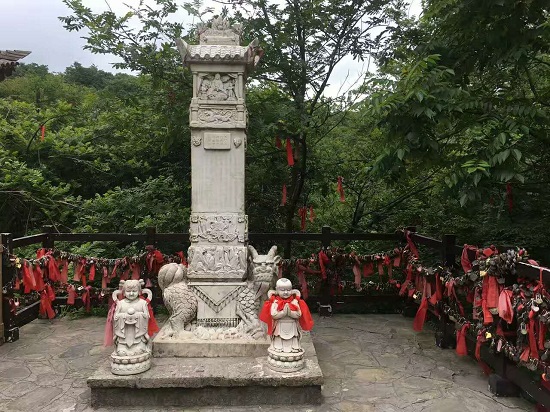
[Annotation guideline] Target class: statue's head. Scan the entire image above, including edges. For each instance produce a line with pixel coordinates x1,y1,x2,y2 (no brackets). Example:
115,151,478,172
276,278,293,299
121,279,142,301
248,245,281,283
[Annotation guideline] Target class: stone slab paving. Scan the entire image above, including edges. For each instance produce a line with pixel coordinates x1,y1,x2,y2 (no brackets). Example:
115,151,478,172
0,314,533,412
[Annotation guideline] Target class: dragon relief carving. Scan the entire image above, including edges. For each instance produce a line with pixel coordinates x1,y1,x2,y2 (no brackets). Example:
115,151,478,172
198,108,236,123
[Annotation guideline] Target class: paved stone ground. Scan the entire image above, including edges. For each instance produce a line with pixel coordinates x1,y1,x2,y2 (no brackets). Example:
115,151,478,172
0,314,534,412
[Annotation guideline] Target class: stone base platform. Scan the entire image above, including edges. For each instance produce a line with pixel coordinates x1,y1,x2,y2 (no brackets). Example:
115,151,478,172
88,334,323,408
153,333,270,358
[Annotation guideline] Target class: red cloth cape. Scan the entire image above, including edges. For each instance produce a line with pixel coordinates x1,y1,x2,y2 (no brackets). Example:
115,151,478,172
259,294,314,335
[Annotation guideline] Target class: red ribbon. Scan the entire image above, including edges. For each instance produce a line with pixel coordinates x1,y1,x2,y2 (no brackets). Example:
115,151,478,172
497,289,514,324
299,207,307,231
337,176,345,202
33,264,45,291
146,249,164,274
405,230,419,258
176,251,187,266
60,259,68,283
275,136,282,149
39,285,55,319
286,138,294,166
318,251,329,280
82,286,92,312
461,244,477,273
413,279,430,331
363,262,374,277
102,266,109,289
308,205,316,222
89,263,96,281
21,260,36,293
281,184,287,206
46,255,60,282
67,285,77,305
40,124,46,141
456,323,470,356
475,331,492,375
506,182,513,213
130,263,140,280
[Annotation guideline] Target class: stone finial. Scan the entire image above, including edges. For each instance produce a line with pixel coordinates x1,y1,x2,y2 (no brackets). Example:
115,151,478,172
198,17,242,45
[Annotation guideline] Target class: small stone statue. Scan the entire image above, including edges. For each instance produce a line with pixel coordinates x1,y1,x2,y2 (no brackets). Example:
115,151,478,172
259,278,314,372
105,279,157,375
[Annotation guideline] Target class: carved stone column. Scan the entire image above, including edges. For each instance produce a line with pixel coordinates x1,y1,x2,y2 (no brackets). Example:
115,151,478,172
176,19,262,330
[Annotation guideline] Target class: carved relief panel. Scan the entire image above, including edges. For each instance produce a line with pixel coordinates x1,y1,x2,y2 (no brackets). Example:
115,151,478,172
187,245,247,279
189,213,248,243
197,73,237,101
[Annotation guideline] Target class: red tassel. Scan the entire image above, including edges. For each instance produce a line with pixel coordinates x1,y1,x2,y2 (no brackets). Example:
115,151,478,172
337,176,345,202
286,138,294,166
40,125,45,141
506,182,513,213
308,205,316,222
275,136,282,148
281,184,287,206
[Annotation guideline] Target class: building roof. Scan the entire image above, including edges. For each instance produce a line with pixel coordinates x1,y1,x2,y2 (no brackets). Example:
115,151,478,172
0,50,31,81
0,50,31,67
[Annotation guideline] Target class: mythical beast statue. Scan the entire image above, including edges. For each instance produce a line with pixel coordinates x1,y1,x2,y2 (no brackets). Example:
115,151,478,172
236,245,281,339
157,263,198,338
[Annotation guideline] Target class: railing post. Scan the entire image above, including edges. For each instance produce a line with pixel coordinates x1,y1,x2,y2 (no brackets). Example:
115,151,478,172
442,234,457,267
0,233,7,344
146,227,157,247
321,225,332,249
319,226,332,316
41,225,55,249
1,233,15,343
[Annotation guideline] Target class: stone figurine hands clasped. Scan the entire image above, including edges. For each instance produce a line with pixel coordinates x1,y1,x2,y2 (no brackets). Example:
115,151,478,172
259,278,314,373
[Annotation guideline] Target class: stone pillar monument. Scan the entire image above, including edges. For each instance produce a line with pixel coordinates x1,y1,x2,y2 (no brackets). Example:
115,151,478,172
173,18,264,337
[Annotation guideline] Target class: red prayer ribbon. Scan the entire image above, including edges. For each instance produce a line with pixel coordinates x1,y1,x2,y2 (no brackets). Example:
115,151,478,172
286,138,294,166
337,176,345,202
281,184,287,206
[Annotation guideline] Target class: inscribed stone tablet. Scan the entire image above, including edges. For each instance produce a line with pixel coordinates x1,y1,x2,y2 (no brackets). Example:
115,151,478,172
204,133,231,150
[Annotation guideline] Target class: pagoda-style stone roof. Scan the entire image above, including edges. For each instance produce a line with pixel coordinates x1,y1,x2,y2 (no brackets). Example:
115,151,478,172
0,50,31,81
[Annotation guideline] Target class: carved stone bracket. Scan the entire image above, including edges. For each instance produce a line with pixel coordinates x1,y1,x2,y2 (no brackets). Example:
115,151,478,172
189,213,247,243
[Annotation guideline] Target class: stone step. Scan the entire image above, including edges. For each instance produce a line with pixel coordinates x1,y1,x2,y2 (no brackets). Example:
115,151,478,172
88,334,323,407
